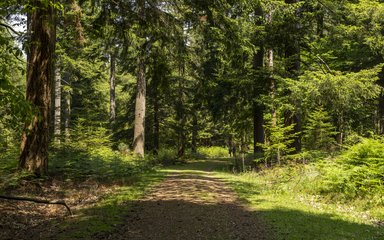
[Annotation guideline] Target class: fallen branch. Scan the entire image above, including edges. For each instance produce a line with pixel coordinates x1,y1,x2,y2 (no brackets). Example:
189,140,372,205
0,195,72,215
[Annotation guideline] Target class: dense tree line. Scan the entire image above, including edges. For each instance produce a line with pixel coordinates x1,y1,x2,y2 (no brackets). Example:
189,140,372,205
1,0,383,174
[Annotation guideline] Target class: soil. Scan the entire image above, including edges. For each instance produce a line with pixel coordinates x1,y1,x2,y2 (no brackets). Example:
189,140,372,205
95,161,270,240
0,160,270,240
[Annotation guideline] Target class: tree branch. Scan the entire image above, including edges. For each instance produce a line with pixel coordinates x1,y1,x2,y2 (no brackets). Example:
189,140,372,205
0,195,72,215
0,22,21,36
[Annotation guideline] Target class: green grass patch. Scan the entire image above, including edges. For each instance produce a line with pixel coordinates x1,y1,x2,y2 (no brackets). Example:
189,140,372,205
215,170,384,240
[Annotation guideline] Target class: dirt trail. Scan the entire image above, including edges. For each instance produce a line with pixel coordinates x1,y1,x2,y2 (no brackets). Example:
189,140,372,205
96,160,269,240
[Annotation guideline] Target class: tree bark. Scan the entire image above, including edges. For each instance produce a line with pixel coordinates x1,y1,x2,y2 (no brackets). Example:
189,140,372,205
153,90,160,153
133,56,146,157
284,0,302,153
109,53,116,124
64,83,71,142
0,195,72,215
252,5,265,155
267,49,277,128
177,60,186,158
191,111,198,153
54,65,61,144
133,0,146,157
19,0,56,176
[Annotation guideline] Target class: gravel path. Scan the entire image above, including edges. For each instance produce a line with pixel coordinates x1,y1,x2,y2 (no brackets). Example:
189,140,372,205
97,160,270,240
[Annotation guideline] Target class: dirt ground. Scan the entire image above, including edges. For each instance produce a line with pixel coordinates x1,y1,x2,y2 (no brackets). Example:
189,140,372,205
0,160,270,240
95,166,270,240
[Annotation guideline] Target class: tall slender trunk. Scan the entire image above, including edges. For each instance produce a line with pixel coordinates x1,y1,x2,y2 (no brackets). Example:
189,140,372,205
153,90,160,153
133,56,146,157
284,0,301,153
177,61,186,158
133,0,146,157
64,80,71,142
252,5,265,155
191,111,198,153
268,49,276,128
19,0,56,176
54,65,61,144
377,68,384,135
177,26,187,158
109,53,116,124
267,45,280,164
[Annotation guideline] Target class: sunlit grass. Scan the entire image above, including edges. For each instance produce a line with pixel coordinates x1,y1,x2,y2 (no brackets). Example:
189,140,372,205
213,168,384,240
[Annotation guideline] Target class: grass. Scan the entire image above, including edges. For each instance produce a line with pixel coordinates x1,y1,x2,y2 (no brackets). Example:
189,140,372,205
164,158,384,240
212,163,384,240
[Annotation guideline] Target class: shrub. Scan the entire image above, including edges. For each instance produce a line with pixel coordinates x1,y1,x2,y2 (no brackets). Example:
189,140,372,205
150,148,177,165
197,146,229,158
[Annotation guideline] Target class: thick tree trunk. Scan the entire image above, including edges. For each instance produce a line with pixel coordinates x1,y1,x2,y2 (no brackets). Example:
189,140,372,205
133,56,146,157
109,53,116,124
252,5,265,155
54,65,61,144
133,0,146,157
19,0,56,176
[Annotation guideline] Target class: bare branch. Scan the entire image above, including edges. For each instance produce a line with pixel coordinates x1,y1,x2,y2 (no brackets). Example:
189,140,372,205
0,195,72,215
0,22,21,36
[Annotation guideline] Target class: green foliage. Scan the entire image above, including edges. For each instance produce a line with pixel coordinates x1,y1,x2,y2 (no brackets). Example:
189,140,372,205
150,148,178,165
302,107,337,151
261,116,296,166
289,67,382,140
197,146,229,159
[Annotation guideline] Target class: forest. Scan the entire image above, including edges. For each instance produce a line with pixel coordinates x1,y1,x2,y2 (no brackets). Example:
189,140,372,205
1,0,384,239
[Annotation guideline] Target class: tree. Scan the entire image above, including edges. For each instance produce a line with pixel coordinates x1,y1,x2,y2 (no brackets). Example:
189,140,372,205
19,0,56,175
54,64,61,144
133,0,147,157
302,107,336,151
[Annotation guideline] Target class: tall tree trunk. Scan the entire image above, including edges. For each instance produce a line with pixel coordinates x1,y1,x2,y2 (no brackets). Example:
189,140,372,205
54,65,61,144
177,62,186,158
133,0,146,157
64,87,71,142
64,74,71,142
252,5,265,155
252,48,264,154
267,45,280,164
109,53,116,124
133,55,146,157
284,0,302,153
376,67,384,135
19,0,56,176
267,49,277,128
177,25,187,158
191,111,198,153
153,90,160,154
